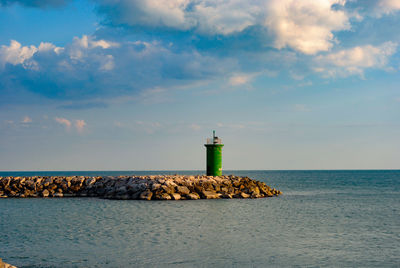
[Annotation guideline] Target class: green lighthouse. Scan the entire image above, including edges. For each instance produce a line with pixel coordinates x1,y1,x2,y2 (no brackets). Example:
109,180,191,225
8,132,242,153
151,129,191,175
204,131,224,176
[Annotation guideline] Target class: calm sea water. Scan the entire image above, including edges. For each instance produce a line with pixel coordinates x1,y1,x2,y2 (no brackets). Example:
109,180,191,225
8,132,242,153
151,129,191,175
0,170,399,267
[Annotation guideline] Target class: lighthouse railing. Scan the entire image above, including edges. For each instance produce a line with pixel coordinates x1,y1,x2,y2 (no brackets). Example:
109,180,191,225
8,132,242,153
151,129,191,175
206,137,222,144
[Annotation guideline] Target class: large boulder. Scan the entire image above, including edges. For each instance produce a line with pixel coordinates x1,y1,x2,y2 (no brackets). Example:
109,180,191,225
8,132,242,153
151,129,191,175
139,190,153,200
170,193,181,200
41,189,50,197
186,193,200,200
200,190,221,199
176,186,190,195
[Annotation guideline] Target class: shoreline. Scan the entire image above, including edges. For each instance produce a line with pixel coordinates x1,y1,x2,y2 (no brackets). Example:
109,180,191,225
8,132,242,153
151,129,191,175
0,175,281,200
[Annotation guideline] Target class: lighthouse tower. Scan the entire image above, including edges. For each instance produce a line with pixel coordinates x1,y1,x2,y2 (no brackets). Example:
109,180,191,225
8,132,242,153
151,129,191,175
204,131,224,176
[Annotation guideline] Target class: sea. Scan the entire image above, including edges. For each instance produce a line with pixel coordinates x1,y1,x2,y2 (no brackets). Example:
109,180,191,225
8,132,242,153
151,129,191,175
0,170,399,268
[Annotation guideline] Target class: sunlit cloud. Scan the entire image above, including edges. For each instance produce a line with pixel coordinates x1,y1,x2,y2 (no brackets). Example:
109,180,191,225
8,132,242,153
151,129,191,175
314,42,398,77
21,116,32,123
75,119,86,133
229,73,256,86
55,117,71,130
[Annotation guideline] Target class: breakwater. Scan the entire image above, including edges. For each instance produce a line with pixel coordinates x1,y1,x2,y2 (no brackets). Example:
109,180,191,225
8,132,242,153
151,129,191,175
0,258,17,268
0,175,281,200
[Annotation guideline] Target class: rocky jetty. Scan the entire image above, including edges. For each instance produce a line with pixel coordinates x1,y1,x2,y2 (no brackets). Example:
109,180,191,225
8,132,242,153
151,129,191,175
0,258,17,268
0,175,281,200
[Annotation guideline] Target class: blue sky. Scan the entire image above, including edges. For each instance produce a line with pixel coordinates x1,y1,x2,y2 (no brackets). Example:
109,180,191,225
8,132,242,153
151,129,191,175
0,0,399,171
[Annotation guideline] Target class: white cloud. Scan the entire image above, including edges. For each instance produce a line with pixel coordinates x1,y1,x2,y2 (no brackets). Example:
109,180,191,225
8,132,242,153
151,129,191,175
96,0,352,54
0,34,235,102
68,35,119,61
264,0,350,55
95,0,260,35
0,40,37,69
374,0,400,16
0,40,62,70
314,42,398,77
55,117,86,132
190,0,260,35
55,117,71,129
75,119,86,133
22,116,32,123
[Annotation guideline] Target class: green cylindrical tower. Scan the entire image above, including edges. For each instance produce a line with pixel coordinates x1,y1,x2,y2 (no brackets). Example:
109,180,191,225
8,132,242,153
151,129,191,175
204,131,224,176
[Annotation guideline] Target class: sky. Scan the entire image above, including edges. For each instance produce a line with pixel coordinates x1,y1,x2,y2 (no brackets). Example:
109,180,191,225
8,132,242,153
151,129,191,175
0,0,399,171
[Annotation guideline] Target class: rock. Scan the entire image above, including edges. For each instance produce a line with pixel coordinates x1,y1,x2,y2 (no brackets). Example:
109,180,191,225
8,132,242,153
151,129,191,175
170,193,181,200
161,185,175,194
186,193,200,200
41,189,50,197
0,175,281,201
116,186,127,195
24,179,36,190
151,183,162,191
53,192,63,198
200,190,221,199
176,186,190,195
0,258,17,268
47,184,57,191
85,177,97,186
114,194,130,200
240,192,250,198
158,193,172,200
139,190,153,200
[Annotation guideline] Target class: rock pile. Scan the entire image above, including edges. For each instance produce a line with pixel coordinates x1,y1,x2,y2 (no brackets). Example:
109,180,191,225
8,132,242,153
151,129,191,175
0,175,281,200
0,258,17,268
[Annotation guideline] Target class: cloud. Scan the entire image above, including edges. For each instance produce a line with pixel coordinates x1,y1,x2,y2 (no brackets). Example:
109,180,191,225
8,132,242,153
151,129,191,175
344,0,400,18
373,0,400,17
55,117,71,129
0,40,62,70
229,73,256,86
68,35,119,61
0,35,236,103
264,0,350,55
95,0,261,35
0,0,71,8
314,42,398,77
21,116,32,123
95,0,352,55
1,1,399,108
75,119,86,133
0,40,38,69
